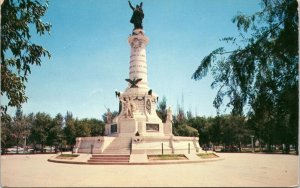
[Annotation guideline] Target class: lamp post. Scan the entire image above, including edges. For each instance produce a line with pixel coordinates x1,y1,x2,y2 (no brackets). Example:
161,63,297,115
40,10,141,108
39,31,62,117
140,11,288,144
251,135,254,153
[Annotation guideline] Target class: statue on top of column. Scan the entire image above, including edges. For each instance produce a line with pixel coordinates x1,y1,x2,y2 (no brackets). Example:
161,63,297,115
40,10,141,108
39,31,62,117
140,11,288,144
128,1,144,30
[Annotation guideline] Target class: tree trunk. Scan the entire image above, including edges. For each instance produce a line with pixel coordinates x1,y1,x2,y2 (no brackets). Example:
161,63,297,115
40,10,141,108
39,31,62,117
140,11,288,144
267,144,272,152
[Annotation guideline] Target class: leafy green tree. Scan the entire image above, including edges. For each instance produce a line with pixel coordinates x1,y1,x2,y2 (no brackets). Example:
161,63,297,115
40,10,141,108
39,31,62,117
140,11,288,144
74,118,91,137
90,118,105,136
176,106,186,124
1,0,51,114
1,114,13,153
188,116,210,145
47,113,64,151
29,112,52,152
10,108,30,153
63,111,76,146
186,110,193,121
174,123,199,137
156,96,167,122
192,0,298,153
218,115,246,149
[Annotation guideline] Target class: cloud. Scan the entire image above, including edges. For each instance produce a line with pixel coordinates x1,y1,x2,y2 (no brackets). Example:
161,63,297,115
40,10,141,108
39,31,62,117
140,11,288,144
88,88,104,98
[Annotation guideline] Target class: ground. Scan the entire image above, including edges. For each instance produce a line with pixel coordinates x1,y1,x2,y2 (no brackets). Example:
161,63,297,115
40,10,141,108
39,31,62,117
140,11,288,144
1,153,298,187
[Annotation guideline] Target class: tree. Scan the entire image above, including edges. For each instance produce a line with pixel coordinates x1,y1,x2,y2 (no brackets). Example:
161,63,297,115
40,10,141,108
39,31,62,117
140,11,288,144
1,0,51,115
192,0,298,153
172,104,199,137
186,110,193,121
10,108,30,153
187,116,208,143
1,114,13,153
29,112,52,152
63,111,76,146
156,96,167,122
89,118,105,136
47,113,64,151
74,118,91,137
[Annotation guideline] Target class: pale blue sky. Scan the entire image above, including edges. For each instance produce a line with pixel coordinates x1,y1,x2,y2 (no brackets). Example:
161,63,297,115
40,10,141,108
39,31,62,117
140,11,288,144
6,0,261,119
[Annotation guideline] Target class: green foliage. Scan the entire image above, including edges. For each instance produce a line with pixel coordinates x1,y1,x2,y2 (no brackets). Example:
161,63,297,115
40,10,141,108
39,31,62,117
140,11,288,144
29,112,52,151
1,0,51,114
47,113,63,146
188,115,250,147
156,96,167,123
1,114,14,148
173,122,199,137
63,111,76,145
90,118,105,136
1,108,32,151
64,112,105,145
188,116,212,144
192,0,298,152
58,154,79,157
1,110,105,152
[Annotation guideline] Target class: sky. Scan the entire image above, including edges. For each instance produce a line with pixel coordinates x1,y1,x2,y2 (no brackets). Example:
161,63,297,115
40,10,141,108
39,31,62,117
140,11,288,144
5,0,262,119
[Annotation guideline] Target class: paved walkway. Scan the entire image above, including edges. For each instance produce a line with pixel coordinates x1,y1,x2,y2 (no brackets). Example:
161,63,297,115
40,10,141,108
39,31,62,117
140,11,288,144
1,153,298,187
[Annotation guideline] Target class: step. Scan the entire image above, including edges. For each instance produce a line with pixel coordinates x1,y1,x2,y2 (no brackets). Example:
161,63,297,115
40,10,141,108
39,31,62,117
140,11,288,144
87,161,130,164
102,152,130,154
102,137,132,155
87,154,130,163
92,155,130,157
105,147,130,149
90,157,129,160
88,159,129,163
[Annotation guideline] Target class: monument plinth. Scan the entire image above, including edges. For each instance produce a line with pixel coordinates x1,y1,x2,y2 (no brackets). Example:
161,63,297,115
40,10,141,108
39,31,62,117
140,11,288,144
74,2,201,155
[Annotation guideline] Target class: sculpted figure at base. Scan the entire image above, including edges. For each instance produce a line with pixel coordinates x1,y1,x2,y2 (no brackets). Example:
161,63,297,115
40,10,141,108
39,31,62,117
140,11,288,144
166,106,173,123
128,1,144,29
121,97,136,118
106,108,112,124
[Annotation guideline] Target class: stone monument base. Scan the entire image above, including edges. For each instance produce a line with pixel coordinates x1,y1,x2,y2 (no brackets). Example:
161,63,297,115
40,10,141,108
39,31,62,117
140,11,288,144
74,135,201,155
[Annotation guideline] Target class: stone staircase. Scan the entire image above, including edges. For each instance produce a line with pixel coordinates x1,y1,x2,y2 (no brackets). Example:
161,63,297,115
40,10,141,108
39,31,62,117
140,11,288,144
87,154,130,164
102,136,132,154
87,137,132,164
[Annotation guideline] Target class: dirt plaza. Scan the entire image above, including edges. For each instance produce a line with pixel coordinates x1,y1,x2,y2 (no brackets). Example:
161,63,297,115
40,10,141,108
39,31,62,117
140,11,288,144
1,153,298,187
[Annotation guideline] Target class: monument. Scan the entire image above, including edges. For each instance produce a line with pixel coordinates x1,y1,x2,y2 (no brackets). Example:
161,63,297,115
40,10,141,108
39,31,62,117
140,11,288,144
74,1,201,155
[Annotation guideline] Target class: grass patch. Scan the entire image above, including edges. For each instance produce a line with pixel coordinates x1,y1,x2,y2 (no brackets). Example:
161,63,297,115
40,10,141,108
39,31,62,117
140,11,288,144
56,154,79,160
148,154,187,161
197,153,219,159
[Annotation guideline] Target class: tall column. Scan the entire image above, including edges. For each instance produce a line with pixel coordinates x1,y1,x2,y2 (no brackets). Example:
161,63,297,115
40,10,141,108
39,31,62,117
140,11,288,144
128,29,149,89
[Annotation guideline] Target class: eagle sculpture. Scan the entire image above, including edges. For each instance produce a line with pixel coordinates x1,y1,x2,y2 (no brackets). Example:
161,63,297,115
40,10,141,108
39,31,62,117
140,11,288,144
115,91,121,98
125,78,142,88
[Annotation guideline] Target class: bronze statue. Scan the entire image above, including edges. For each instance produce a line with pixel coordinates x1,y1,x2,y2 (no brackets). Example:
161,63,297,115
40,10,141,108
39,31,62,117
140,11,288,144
128,1,144,29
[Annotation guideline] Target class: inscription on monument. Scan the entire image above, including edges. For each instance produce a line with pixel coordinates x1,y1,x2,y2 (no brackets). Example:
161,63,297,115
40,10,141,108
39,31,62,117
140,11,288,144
111,124,118,133
146,123,159,132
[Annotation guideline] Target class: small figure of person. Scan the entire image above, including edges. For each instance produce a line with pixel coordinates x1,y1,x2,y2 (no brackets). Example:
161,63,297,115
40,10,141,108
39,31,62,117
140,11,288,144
128,1,144,29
